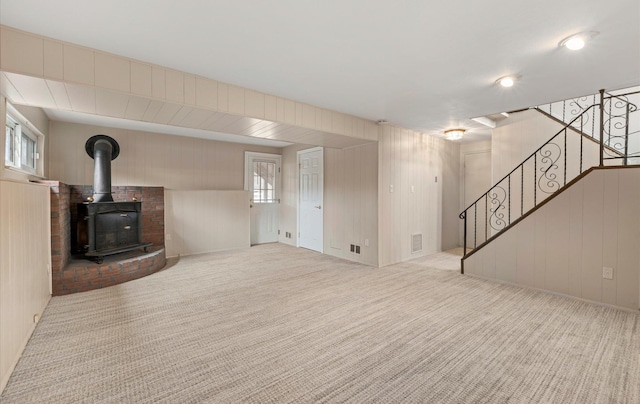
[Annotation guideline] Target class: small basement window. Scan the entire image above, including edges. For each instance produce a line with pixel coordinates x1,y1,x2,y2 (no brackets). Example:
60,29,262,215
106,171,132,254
4,104,43,176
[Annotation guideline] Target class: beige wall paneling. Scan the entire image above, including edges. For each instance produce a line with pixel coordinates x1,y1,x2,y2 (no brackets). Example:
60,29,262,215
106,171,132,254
378,126,457,266
43,40,64,80
95,52,130,93
195,77,218,110
580,170,604,303
463,167,640,310
0,180,52,394
323,143,378,266
48,121,280,189
533,208,546,289
130,62,153,97
441,139,460,250
601,170,619,305
63,44,94,85
0,28,44,77
184,74,196,105
228,85,245,115
616,169,640,309
3,73,56,109
0,73,25,104
95,88,129,118
567,180,584,297
544,195,571,295
264,95,277,122
151,66,165,99
65,84,96,114
46,80,72,110
165,69,184,104
245,90,265,119
515,216,535,287
494,228,517,284
164,190,250,257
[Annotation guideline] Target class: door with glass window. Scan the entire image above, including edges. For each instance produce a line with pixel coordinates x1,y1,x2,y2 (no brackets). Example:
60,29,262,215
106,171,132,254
245,152,281,245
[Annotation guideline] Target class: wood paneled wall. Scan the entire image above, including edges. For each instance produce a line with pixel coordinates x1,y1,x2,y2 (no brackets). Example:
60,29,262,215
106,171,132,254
378,126,460,267
48,121,280,190
164,190,250,257
0,180,51,393
279,143,379,266
464,167,640,310
325,143,378,266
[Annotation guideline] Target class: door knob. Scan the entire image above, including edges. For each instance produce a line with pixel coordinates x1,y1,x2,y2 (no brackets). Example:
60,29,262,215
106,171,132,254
315,205,322,209
250,204,253,208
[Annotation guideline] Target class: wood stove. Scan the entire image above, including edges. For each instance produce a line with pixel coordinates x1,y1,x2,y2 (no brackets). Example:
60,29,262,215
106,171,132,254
77,135,151,263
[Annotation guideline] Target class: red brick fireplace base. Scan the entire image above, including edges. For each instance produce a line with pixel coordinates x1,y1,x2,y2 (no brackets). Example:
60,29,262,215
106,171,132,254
39,181,166,295
53,246,166,296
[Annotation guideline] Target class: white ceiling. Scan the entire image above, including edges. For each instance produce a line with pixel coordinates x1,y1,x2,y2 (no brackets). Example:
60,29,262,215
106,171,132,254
1,0,639,142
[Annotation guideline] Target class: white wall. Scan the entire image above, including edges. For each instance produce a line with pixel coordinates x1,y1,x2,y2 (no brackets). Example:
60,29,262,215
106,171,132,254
464,167,640,310
0,180,51,393
164,190,250,257
378,125,460,266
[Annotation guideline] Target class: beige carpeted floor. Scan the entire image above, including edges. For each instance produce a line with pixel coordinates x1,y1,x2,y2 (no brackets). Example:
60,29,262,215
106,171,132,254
2,244,638,403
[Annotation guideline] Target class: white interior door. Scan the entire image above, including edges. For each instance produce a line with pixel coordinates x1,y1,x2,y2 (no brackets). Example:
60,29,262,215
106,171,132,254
298,147,323,252
245,152,281,245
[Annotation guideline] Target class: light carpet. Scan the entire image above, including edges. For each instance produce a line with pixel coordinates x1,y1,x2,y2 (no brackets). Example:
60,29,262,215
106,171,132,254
2,244,638,403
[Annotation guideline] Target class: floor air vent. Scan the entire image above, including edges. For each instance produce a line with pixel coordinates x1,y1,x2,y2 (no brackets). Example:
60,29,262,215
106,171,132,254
411,233,423,254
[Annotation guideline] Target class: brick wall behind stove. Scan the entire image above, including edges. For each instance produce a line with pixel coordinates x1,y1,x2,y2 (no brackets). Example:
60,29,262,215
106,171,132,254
70,186,165,248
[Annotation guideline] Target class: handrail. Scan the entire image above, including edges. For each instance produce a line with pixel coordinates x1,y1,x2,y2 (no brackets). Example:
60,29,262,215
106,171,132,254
459,104,597,218
459,87,639,265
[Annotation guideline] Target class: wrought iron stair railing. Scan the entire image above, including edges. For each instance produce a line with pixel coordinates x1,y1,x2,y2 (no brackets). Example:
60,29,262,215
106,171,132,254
459,89,639,265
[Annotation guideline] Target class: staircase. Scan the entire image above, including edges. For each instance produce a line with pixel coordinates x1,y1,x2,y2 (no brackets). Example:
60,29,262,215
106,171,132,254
459,88,640,272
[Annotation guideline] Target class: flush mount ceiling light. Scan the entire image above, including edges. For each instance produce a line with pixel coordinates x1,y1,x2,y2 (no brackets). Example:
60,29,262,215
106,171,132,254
444,129,465,141
496,75,520,88
559,31,599,51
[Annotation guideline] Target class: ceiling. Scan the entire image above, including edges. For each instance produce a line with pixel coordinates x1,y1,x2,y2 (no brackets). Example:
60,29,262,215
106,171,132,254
1,0,639,144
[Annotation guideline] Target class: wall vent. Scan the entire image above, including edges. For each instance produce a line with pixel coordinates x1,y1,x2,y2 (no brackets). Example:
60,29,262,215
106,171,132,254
411,233,423,254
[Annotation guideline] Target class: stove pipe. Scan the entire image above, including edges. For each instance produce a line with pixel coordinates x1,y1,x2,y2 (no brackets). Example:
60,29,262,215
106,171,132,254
85,135,120,203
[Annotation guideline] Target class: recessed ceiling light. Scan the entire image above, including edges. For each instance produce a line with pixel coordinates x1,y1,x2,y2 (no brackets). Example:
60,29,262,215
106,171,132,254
444,129,465,141
559,31,599,51
495,75,519,88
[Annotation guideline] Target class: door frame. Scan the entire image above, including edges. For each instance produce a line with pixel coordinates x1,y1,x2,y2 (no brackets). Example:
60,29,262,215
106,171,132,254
244,151,282,244
296,146,324,251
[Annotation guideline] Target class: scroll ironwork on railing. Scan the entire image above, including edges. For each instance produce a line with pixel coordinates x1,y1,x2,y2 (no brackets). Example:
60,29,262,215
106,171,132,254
460,89,639,266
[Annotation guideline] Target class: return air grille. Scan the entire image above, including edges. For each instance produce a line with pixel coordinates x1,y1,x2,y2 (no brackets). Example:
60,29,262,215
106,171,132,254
411,233,423,254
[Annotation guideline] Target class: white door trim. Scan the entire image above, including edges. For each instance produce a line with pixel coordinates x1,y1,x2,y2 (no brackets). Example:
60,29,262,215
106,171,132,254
244,151,282,245
297,146,323,251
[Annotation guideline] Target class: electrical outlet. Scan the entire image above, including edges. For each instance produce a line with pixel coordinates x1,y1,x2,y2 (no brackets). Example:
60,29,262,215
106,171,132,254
411,185,415,193
389,184,394,193
602,267,614,280
364,238,369,247
355,245,361,254
166,233,172,241
350,244,355,252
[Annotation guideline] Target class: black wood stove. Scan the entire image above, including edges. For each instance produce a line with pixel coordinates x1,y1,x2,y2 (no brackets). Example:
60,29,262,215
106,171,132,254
77,135,151,263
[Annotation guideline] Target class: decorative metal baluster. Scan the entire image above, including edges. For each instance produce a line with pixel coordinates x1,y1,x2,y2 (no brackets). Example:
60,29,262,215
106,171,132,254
520,165,524,216
508,175,511,225
599,89,604,166
564,128,567,186
580,114,584,172
624,102,630,165
474,204,477,249
534,154,537,206
485,196,488,242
